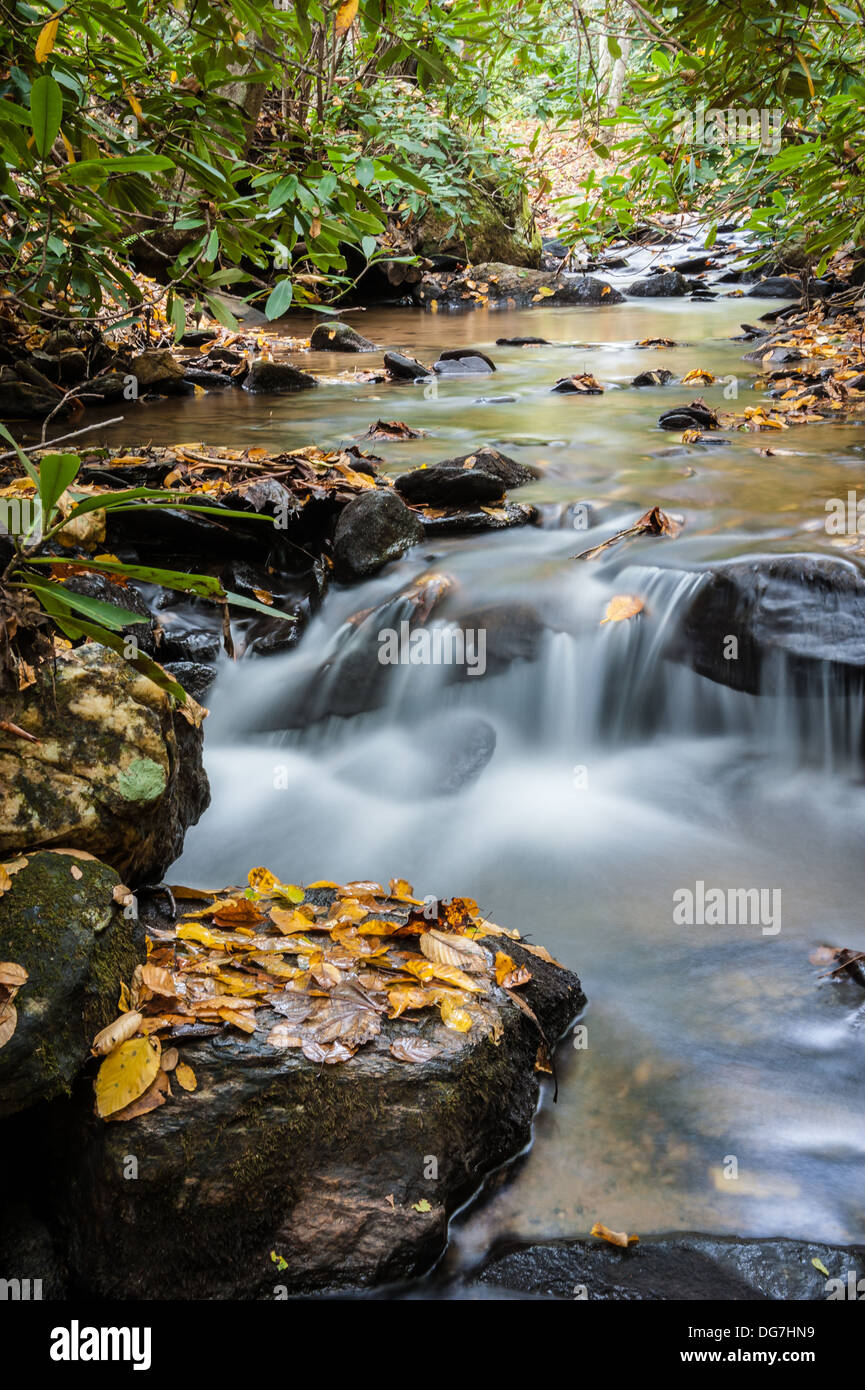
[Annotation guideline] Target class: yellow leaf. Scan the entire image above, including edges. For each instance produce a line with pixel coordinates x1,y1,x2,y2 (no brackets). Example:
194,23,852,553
600,595,644,625
439,993,473,1032
91,1010,143,1056
334,0,358,35
175,1061,197,1092
35,16,60,63
95,1037,161,1118
248,866,278,894
273,882,306,904
812,1257,830,1277
270,905,315,934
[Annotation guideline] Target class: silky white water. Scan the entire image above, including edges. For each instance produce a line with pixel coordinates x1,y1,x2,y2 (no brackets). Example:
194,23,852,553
104,293,865,1258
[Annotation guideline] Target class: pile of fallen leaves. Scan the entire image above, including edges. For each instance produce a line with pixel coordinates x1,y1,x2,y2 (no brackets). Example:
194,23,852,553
92,868,561,1123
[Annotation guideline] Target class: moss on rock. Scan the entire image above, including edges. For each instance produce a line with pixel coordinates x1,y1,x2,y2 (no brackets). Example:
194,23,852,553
0,850,144,1116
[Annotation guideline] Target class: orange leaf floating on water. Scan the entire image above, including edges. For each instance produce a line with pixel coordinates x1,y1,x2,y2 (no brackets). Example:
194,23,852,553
591,1221,639,1248
600,595,645,625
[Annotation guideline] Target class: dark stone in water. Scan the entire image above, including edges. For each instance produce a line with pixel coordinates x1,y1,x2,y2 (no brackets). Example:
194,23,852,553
395,447,535,506
183,367,234,390
243,360,316,393
658,400,720,430
673,254,716,274
332,488,424,581
433,347,496,376
162,661,217,702
666,554,865,695
180,330,219,347
746,275,803,299
383,350,430,380
419,502,538,535
495,336,550,346
628,270,689,297
474,1235,865,1301
310,321,377,352
632,369,675,387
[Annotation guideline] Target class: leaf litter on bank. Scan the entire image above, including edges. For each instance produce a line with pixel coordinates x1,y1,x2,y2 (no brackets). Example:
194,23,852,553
92,869,558,1119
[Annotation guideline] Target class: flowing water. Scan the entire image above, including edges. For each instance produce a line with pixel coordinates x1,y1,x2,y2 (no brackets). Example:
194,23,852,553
96,296,865,1266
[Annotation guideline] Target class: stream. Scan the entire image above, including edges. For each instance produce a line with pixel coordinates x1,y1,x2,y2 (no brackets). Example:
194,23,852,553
96,295,865,1274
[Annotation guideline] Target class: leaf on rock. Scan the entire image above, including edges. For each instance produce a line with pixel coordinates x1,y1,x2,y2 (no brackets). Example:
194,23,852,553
590,1221,639,1248
390,1037,444,1063
248,866,279,894
0,1001,17,1049
105,1067,171,1123
175,1061,197,1092
495,951,532,988
95,1036,162,1118
91,1009,143,1055
439,993,473,1033
141,963,176,998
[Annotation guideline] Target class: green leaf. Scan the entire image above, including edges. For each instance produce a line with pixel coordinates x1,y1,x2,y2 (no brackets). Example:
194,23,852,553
30,557,225,598
38,452,81,526
168,293,186,342
204,294,240,330
29,74,63,161
0,422,39,487
24,575,146,631
224,589,295,621
361,235,377,260
265,278,293,319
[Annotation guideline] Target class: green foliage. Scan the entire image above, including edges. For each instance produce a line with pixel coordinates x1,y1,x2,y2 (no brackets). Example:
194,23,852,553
553,1,865,268
0,424,291,702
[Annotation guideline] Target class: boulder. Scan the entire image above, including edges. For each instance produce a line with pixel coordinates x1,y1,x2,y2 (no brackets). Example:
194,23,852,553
57,935,583,1298
395,447,535,506
747,275,803,299
332,488,424,581
129,349,185,390
243,360,316,393
310,322,377,352
0,850,144,1116
632,369,675,387
418,503,539,536
665,555,865,695
628,270,689,297
474,1235,865,1301
433,348,496,376
0,645,210,883
419,186,542,269
383,351,431,380
417,264,623,309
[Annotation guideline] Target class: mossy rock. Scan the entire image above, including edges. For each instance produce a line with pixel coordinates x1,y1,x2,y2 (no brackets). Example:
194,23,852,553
421,185,542,270
0,644,209,883
58,939,583,1298
0,850,145,1117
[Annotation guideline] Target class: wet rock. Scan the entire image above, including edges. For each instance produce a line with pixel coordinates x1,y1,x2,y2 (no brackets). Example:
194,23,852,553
418,263,623,309
542,236,569,259
742,342,806,365
160,628,222,665
337,712,497,799
495,336,550,346
433,348,496,376
129,349,185,390
0,645,209,883
180,330,219,348
395,447,535,507
383,351,431,380
628,270,689,297
747,275,803,299
658,398,720,431
243,360,316,393
63,574,156,656
81,373,129,403
161,661,217,703
0,372,65,418
424,712,497,793
57,936,583,1297
0,851,144,1117
450,601,545,674
474,1234,864,1301
310,322,377,352
332,488,424,581
183,367,234,390
665,554,865,695
632,369,675,387
552,374,603,394
673,254,716,274
418,502,539,536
